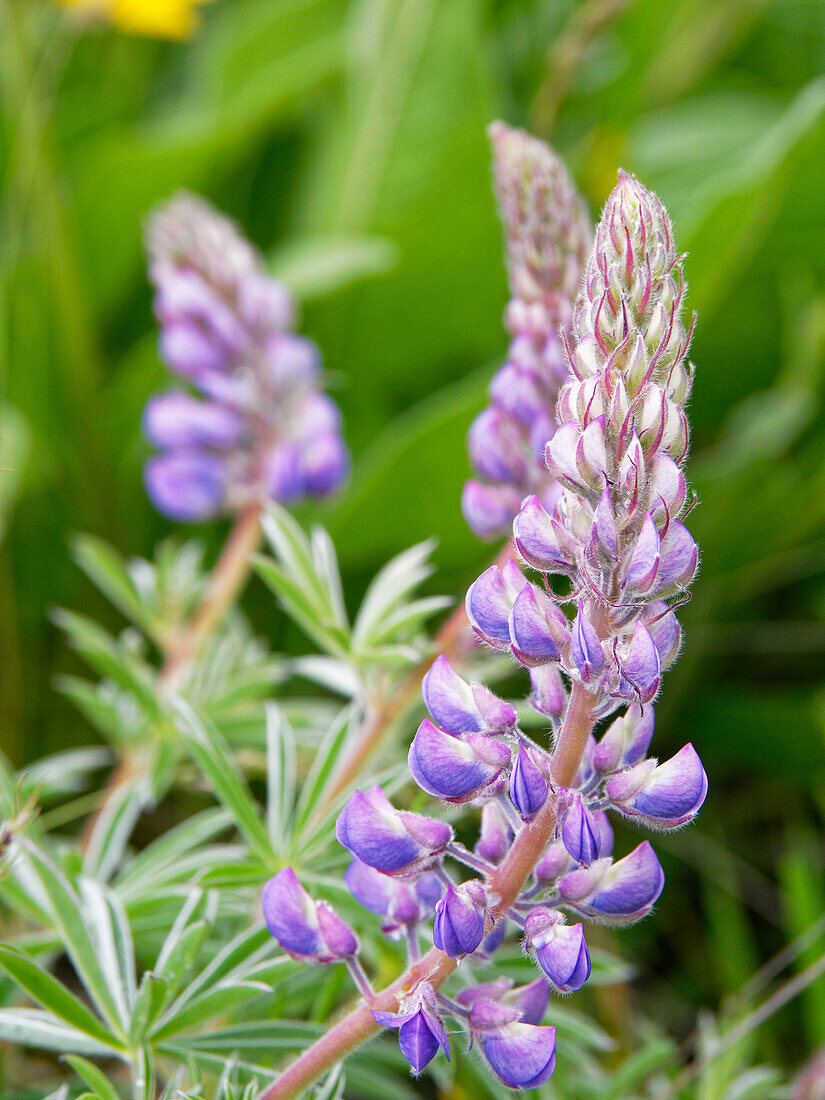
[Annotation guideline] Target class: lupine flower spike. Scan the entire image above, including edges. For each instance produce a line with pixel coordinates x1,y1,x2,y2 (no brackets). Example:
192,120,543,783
463,124,592,539
261,155,707,1091
144,193,348,520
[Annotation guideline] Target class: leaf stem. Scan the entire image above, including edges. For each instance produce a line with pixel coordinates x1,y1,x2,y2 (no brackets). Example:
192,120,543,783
254,680,598,1100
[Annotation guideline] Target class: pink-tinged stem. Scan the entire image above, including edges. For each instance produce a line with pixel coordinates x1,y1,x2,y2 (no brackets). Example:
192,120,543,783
159,499,264,691
317,541,515,817
80,500,264,852
255,679,598,1100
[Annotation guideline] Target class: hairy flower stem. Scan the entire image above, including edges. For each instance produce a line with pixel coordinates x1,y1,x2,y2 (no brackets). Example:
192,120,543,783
79,500,263,852
159,499,264,692
255,679,598,1100
316,542,515,816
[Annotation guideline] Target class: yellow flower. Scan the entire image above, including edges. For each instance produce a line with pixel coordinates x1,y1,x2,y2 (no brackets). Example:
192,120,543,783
58,0,212,40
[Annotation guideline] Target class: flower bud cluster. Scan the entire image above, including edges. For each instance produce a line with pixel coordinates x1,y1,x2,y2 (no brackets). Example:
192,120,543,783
143,193,348,520
462,124,592,539
470,172,698,712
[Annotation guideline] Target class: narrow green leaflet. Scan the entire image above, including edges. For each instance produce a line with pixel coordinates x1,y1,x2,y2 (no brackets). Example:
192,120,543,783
293,704,359,835
21,841,127,1035
78,878,137,1025
63,1055,123,1100
0,946,124,1052
83,775,152,883
0,1009,118,1056
265,704,296,852
352,540,438,648
71,534,159,640
174,701,273,865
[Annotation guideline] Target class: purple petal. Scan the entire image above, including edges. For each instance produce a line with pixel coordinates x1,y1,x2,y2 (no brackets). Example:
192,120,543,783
617,621,661,704
546,421,589,494
261,869,322,960
468,408,529,483
432,884,486,958
466,561,524,649
625,513,661,595
508,584,568,667
571,605,604,679
610,744,707,829
422,655,482,734
482,1023,557,1088
144,451,227,521
462,481,522,540
513,495,574,574
316,902,358,958
335,789,422,873
529,664,567,719
656,521,698,591
408,719,507,803
510,742,548,819
561,794,604,866
343,859,393,916
143,391,244,450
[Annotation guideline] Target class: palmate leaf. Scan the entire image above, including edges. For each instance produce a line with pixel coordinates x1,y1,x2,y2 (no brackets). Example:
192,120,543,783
114,809,233,900
351,540,438,647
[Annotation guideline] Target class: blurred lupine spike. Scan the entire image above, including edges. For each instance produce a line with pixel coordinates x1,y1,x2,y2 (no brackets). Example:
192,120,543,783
144,192,348,521
462,124,591,539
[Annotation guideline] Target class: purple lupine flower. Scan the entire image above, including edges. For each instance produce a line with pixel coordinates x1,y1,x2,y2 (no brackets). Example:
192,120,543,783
560,793,606,866
524,908,591,993
474,801,513,864
262,868,358,963
408,719,511,804
510,742,548,819
423,654,517,735
593,704,656,772
143,193,348,520
457,977,550,1025
469,998,558,1089
558,841,665,924
433,881,487,958
343,859,442,936
463,124,591,539
605,743,708,829
372,983,449,1074
335,786,452,875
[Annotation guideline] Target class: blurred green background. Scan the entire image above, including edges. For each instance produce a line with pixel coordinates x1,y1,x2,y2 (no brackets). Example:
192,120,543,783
1,0,825,1087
